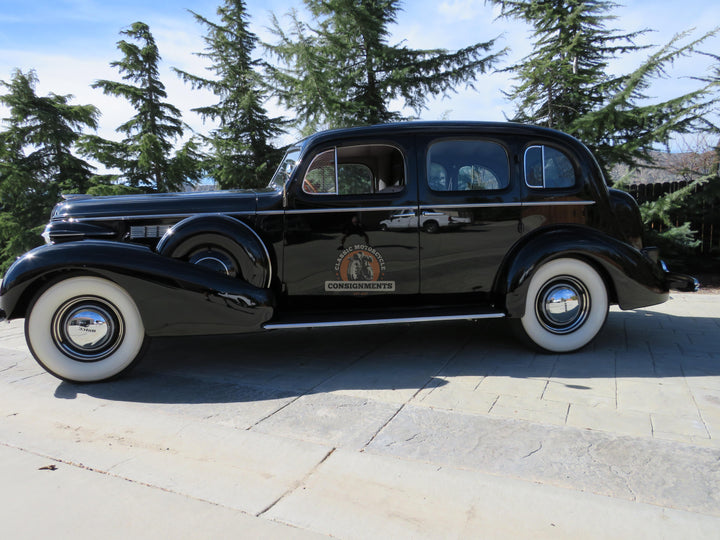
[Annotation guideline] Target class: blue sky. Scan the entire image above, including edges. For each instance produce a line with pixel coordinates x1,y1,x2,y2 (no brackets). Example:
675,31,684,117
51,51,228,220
1,0,718,150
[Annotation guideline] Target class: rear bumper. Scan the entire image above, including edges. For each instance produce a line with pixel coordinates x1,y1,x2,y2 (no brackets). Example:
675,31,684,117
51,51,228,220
642,247,700,292
665,271,700,292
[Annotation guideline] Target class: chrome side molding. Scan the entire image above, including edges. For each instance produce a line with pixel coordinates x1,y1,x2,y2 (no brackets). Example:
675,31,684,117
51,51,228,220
264,312,505,330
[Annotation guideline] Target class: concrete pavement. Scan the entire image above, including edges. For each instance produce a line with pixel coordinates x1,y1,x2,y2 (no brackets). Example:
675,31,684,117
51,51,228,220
1,293,719,538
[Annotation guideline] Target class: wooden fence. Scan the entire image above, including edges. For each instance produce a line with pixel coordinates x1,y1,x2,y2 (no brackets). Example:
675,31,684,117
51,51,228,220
626,180,718,256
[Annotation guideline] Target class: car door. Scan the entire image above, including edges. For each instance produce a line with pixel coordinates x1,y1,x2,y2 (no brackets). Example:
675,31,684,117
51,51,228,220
417,135,523,298
282,137,420,309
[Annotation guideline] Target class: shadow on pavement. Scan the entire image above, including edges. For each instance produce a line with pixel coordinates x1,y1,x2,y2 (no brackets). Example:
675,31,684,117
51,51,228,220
53,308,719,405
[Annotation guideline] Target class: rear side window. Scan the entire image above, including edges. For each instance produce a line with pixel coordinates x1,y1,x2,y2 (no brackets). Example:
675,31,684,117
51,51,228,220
524,145,576,188
427,140,509,192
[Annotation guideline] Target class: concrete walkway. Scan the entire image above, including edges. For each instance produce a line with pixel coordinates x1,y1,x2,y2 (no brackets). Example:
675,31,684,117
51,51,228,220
1,293,719,538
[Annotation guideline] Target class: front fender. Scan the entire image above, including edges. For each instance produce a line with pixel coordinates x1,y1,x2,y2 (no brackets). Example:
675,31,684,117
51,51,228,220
0,240,275,336
156,214,272,288
497,226,669,317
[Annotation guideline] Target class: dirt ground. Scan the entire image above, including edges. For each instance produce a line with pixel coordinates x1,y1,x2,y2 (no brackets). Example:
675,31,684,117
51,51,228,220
695,273,720,294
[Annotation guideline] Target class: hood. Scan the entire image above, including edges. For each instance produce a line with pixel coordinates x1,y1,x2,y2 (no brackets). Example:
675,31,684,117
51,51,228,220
52,189,262,220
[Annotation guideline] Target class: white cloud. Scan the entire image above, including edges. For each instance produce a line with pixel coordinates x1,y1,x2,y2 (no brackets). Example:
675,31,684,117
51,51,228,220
1,0,717,157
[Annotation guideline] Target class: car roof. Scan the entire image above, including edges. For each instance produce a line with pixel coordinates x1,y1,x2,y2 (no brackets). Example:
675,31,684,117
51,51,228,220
297,121,583,148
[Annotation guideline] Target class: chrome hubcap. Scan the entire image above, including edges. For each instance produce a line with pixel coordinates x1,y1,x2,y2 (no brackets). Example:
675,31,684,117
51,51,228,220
535,277,590,334
52,297,124,362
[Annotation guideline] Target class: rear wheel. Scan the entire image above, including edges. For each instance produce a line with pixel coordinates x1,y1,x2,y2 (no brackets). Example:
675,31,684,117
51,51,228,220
518,258,608,352
25,276,148,382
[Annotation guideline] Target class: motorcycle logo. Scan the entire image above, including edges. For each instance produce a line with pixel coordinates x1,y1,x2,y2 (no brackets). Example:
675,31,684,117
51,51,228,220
325,244,395,293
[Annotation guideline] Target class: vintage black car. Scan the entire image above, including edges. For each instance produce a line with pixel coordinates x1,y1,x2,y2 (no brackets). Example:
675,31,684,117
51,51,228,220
0,122,698,382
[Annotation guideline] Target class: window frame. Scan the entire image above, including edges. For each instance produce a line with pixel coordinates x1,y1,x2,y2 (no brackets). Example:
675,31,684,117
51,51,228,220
426,138,511,193
300,143,406,197
523,144,577,189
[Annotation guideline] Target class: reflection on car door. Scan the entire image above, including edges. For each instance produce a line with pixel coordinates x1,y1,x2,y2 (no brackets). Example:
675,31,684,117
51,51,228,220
418,136,523,297
282,138,420,307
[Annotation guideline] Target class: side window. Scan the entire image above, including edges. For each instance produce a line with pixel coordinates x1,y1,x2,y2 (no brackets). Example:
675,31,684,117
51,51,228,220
427,140,509,191
304,149,336,193
524,145,576,188
302,145,405,195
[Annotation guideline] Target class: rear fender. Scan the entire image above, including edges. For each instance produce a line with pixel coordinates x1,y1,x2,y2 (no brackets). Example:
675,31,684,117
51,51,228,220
496,226,669,317
0,240,275,336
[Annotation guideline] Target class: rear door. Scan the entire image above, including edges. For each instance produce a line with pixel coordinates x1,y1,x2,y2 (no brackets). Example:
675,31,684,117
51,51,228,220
417,135,523,298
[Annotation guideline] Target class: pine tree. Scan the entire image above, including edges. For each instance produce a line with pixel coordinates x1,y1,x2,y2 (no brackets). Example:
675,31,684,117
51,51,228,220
0,70,100,271
85,22,202,192
491,0,718,252
490,0,717,173
175,0,285,189
267,0,505,134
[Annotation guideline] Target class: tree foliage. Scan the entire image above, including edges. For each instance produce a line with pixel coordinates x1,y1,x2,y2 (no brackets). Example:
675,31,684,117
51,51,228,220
175,0,285,189
491,0,718,251
267,0,505,134
83,22,202,192
491,0,717,173
0,70,100,271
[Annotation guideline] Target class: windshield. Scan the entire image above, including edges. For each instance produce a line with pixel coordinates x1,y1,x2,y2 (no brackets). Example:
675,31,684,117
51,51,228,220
268,147,302,190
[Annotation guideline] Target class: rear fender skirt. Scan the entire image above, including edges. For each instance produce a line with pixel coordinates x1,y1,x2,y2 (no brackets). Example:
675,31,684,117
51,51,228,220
156,214,272,288
0,240,274,336
496,226,669,317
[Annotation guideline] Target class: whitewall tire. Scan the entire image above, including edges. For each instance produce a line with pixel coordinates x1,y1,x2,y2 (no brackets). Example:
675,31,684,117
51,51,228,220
519,258,608,353
25,276,147,382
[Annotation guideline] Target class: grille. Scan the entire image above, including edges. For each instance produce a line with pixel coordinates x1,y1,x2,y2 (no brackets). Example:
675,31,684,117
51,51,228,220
129,225,170,239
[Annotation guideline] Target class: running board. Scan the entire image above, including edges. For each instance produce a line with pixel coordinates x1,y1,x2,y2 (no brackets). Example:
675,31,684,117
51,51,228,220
264,312,505,330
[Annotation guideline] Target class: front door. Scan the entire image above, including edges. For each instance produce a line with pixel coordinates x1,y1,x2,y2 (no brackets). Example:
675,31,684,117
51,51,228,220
282,137,419,309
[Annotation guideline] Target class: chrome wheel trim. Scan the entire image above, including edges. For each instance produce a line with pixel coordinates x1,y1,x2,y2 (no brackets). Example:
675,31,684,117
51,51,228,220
51,296,125,362
535,276,590,335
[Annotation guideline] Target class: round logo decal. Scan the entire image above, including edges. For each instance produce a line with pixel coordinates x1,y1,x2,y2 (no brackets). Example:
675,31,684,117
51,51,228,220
325,244,395,293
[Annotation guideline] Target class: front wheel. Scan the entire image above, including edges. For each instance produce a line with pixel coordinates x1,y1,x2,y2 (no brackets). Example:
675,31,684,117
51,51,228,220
518,258,608,353
25,276,148,382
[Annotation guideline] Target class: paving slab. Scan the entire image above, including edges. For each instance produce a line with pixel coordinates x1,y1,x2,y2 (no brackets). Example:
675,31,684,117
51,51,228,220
267,448,720,540
366,404,720,515
0,445,326,540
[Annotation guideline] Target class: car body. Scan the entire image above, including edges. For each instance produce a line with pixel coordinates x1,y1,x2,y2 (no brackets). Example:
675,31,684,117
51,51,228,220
0,121,698,382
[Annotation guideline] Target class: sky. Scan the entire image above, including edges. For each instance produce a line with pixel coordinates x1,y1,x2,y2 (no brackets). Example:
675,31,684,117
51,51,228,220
0,0,718,152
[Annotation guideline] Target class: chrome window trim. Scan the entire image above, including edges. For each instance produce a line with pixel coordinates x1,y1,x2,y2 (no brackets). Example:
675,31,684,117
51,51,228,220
524,145,546,188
